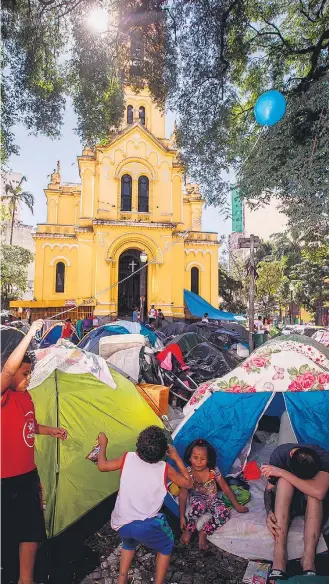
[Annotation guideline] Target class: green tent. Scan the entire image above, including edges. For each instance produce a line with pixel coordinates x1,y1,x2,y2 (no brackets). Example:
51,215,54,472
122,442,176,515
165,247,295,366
31,368,163,537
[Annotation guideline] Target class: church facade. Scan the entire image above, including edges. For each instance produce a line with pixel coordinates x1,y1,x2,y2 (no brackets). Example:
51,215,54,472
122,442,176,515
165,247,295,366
11,88,219,320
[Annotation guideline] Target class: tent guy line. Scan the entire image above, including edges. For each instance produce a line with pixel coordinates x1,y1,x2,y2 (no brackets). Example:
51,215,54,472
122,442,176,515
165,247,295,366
46,216,203,321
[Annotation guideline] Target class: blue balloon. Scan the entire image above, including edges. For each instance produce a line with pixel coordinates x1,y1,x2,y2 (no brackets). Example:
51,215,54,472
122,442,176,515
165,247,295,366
254,90,286,126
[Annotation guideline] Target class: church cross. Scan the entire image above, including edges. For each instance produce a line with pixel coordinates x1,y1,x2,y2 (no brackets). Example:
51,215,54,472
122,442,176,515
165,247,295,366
129,260,138,273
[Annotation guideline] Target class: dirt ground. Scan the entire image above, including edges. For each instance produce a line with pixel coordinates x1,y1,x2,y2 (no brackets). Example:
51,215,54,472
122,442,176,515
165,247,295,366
80,519,248,584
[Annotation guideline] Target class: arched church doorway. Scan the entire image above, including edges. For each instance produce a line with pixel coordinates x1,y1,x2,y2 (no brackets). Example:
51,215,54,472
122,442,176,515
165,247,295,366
118,249,148,318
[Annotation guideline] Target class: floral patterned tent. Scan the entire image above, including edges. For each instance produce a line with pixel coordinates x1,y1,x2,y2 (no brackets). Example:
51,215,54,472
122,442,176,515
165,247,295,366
173,335,329,476
184,335,329,415
312,329,329,348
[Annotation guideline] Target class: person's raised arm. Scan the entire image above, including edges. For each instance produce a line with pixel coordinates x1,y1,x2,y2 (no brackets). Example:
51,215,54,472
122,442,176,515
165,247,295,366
1,319,44,394
167,445,193,489
261,465,329,501
97,432,125,472
179,488,189,531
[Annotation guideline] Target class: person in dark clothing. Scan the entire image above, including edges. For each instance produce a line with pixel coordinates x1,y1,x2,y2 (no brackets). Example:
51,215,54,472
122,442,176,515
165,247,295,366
261,443,329,581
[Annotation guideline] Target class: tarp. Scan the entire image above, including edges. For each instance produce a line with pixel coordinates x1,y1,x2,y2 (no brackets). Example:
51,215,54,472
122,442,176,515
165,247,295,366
78,325,130,354
161,322,188,339
99,334,145,360
174,335,329,477
168,332,203,355
114,320,159,347
29,341,116,390
184,289,238,321
30,357,163,537
184,342,233,384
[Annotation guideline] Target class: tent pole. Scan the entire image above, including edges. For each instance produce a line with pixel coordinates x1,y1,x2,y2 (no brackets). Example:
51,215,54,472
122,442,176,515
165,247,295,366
49,369,60,539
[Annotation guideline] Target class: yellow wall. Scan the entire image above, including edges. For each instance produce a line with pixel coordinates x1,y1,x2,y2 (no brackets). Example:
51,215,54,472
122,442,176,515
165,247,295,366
28,89,219,318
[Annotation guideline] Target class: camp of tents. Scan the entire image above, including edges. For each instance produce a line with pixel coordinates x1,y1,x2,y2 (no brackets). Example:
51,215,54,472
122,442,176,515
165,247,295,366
1,315,329,565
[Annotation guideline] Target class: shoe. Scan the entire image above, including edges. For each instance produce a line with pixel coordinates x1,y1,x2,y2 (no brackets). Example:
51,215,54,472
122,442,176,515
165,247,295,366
267,568,287,581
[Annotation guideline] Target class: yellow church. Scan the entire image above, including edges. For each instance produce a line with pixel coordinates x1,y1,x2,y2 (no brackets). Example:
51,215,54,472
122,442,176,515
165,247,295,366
12,88,219,320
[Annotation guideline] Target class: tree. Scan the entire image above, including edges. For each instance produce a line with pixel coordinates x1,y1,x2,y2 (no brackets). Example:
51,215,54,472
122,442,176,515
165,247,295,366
292,244,329,324
255,260,283,315
2,176,34,244
0,245,34,308
1,0,167,162
218,261,247,313
142,0,329,230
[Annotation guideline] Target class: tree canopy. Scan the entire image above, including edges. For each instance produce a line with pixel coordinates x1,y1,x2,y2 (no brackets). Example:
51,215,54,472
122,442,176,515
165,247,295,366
2,0,328,238
0,245,34,308
159,0,329,231
1,0,125,162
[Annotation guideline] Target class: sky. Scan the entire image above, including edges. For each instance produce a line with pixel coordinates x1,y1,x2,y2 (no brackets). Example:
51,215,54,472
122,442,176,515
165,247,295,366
8,103,232,245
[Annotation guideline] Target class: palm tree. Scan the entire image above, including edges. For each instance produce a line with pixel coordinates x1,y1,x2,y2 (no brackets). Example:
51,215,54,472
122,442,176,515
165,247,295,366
2,176,34,244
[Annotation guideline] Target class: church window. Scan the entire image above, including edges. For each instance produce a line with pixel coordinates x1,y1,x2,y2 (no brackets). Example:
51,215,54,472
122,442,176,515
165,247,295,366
121,174,132,211
139,106,145,125
191,267,199,295
138,176,149,212
127,105,133,124
55,262,65,293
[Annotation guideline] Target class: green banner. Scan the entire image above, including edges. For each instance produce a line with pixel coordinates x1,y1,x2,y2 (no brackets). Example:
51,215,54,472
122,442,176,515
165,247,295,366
231,186,243,232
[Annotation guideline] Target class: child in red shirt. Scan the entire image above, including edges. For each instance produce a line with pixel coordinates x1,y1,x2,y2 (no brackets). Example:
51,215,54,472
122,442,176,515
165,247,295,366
1,319,67,584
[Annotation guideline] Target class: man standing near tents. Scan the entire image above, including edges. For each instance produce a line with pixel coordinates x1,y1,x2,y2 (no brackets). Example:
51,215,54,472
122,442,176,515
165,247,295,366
262,443,329,581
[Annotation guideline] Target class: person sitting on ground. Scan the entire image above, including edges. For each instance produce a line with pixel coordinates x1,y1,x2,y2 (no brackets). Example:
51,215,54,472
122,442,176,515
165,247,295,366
201,313,209,324
262,443,329,582
97,426,192,584
1,319,67,584
180,438,249,551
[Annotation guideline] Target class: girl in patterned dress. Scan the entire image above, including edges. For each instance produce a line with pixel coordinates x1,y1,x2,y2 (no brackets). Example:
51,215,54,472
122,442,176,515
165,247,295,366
179,438,249,550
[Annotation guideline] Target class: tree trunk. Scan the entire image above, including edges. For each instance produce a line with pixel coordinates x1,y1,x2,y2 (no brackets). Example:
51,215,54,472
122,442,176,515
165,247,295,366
315,287,323,326
9,203,15,245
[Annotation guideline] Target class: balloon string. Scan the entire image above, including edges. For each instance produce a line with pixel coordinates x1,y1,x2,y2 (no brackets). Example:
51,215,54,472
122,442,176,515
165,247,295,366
238,125,268,175
46,216,203,321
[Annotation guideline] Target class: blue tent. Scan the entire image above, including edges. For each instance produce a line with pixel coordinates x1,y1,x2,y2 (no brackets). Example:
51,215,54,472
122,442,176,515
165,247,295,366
173,335,329,474
39,323,79,348
184,289,239,322
164,335,329,516
78,325,130,354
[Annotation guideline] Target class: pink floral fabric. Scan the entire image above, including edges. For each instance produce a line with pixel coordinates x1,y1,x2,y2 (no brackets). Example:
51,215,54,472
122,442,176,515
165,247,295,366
184,338,329,413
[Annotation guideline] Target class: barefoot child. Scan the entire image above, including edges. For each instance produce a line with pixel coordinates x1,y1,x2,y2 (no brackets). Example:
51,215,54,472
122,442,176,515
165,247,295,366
97,426,192,584
1,319,68,584
180,438,249,550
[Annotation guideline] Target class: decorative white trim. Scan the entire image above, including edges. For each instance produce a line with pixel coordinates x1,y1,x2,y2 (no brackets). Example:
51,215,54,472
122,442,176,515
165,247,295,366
114,157,156,180
42,243,78,250
50,256,71,267
186,261,205,272
106,232,164,264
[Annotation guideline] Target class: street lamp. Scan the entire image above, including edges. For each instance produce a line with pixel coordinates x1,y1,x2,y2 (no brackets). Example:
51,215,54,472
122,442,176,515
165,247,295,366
140,251,148,263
